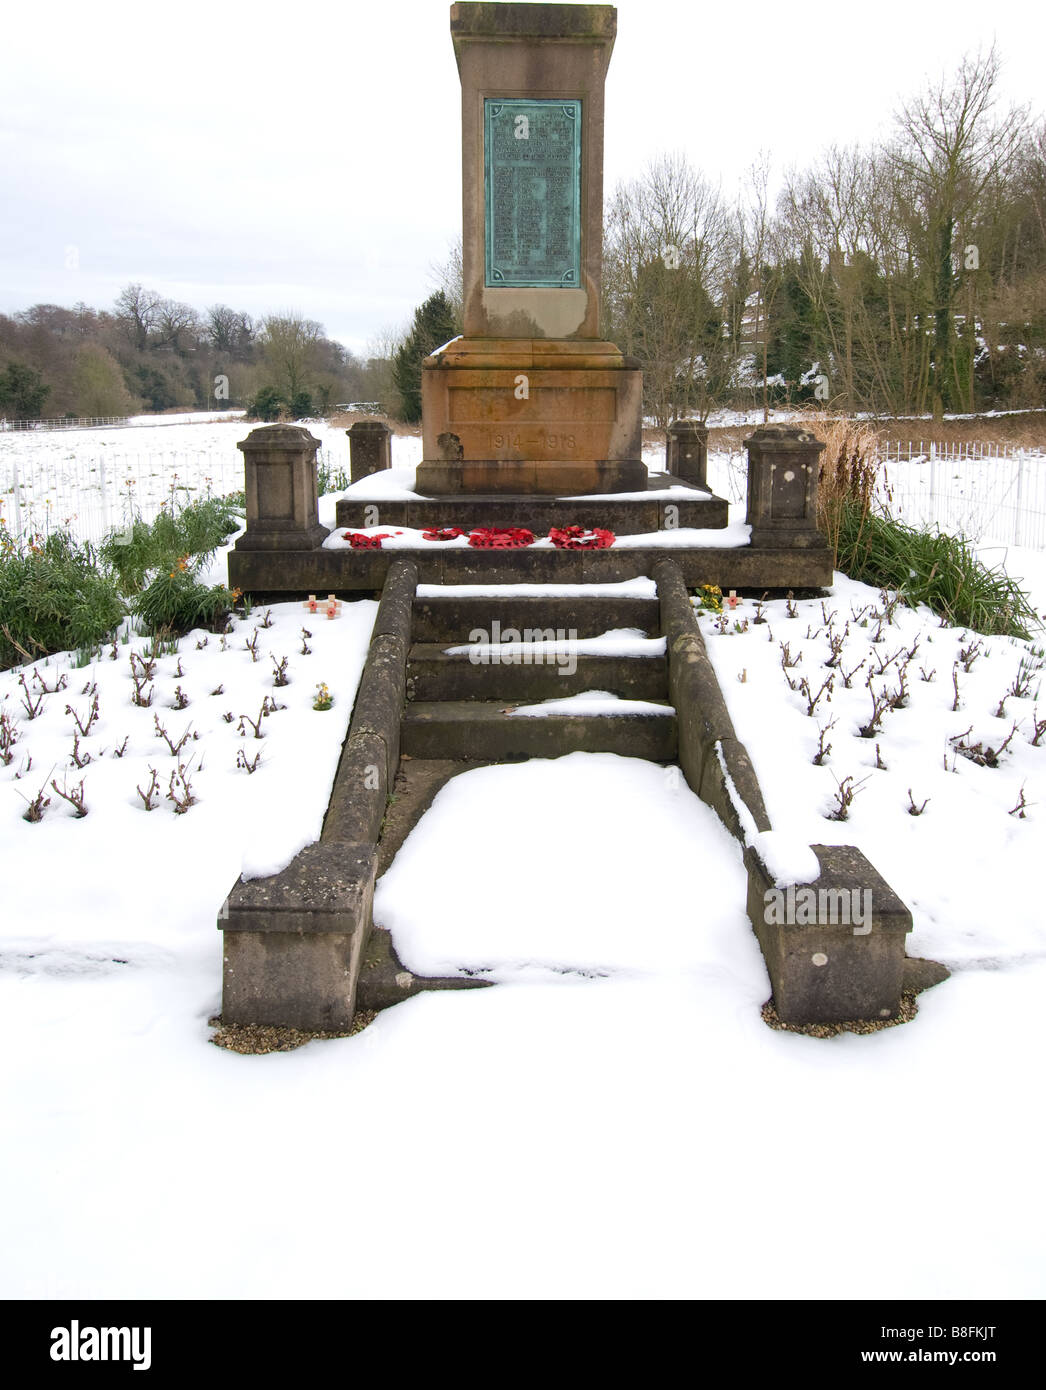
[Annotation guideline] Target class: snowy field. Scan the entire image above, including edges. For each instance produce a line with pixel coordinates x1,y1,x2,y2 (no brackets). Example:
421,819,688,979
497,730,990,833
4,413,1046,552
2,429,1046,1298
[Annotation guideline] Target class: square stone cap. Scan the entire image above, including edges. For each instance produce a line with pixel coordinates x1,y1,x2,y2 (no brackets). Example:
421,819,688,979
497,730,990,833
237,424,320,454
451,2,616,43
744,424,826,452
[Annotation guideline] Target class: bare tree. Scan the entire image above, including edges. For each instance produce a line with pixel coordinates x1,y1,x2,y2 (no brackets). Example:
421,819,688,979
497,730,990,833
259,314,323,403
889,45,1028,418
114,284,161,351
429,237,464,332
154,299,201,356
603,152,738,426
207,304,254,359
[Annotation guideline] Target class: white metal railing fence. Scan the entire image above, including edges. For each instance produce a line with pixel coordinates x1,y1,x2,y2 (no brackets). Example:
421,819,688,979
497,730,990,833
0,412,246,432
876,441,1046,550
1,445,353,547
0,416,130,432
1,449,242,546
705,442,1046,551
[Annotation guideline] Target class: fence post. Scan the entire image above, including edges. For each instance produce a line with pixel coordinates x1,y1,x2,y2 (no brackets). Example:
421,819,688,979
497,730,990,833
10,456,22,539
1014,450,1025,548
98,454,111,537
929,440,938,528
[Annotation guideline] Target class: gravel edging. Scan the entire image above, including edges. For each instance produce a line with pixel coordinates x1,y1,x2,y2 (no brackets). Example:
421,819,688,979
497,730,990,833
761,991,919,1038
208,1010,377,1054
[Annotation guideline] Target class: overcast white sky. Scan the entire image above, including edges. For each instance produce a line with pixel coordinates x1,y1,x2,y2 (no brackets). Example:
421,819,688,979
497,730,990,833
2,0,1043,355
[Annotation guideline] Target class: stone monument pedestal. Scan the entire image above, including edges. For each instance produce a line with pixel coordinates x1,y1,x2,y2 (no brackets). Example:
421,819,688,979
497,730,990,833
417,4,644,497
234,424,328,553
416,337,645,495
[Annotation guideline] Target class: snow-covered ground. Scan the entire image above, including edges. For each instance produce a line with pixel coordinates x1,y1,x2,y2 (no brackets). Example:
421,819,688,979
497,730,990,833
5,416,1046,551
2,438,1046,1298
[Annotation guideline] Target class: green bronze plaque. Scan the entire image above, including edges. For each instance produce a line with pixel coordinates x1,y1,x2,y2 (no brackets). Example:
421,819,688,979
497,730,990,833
484,98,581,289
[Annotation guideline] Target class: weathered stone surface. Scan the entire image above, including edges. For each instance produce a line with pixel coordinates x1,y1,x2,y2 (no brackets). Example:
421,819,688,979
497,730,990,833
402,699,677,760
322,730,388,846
412,594,660,642
370,558,418,646
234,424,329,553
655,560,734,783
227,540,834,595
221,842,377,1031
452,6,615,340
421,6,641,495
903,955,951,994
356,926,491,1012
347,420,392,481
745,842,913,1023
667,420,708,488
699,737,772,844
418,339,645,495
335,482,726,533
225,842,376,931
745,424,826,548
348,632,408,785
407,644,667,702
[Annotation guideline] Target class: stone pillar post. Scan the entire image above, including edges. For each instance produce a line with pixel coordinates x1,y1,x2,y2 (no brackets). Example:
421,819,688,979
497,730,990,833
745,424,825,548
348,420,392,482
234,425,328,551
666,419,708,488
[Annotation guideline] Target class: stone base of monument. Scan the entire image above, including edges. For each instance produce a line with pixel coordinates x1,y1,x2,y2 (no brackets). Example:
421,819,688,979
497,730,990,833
416,337,647,495
336,473,727,533
228,538,834,596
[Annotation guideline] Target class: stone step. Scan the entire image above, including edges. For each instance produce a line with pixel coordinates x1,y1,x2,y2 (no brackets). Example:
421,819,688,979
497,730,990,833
401,699,678,761
411,592,661,641
335,477,727,534
407,643,668,701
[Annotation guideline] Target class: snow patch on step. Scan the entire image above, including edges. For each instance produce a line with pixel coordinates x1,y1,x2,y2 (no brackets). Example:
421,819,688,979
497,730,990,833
506,690,672,717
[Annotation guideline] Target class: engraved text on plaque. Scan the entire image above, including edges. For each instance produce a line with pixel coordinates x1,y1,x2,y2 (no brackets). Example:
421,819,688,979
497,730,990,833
484,98,582,289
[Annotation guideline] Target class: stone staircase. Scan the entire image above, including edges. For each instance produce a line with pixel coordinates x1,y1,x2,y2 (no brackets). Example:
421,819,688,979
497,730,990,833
401,585,677,762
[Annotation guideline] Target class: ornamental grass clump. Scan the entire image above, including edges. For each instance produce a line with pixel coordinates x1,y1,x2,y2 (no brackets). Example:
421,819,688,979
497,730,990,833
811,414,1038,641
837,507,1037,640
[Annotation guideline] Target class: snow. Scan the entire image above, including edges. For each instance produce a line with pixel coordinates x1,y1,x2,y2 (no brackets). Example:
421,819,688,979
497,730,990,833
374,754,752,979
749,829,822,887
417,578,658,598
693,576,1046,972
444,629,665,659
324,522,751,550
125,410,247,427
336,465,423,501
611,521,751,548
505,690,673,718
3,426,1046,1298
560,484,712,500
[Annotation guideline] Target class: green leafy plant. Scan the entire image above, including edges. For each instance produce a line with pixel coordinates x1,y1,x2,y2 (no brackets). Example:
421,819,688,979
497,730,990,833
131,562,236,636
0,531,125,671
100,495,242,594
317,458,350,495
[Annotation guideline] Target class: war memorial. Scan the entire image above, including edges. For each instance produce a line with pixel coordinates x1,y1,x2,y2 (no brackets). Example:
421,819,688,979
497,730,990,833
219,3,945,1034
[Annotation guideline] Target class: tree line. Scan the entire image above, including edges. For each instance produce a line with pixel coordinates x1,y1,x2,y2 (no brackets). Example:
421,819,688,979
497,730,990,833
0,288,392,421
3,48,1041,428
602,47,1046,425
